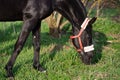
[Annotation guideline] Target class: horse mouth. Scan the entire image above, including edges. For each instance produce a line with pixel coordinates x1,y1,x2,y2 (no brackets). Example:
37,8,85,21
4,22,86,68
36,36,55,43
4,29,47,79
79,51,94,65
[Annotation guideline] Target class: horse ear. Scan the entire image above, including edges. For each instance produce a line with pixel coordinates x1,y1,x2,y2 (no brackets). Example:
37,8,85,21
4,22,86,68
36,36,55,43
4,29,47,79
89,17,97,24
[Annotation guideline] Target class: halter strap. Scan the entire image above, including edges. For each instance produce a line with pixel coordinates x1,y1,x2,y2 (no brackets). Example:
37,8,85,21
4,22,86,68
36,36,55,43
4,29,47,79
70,18,94,52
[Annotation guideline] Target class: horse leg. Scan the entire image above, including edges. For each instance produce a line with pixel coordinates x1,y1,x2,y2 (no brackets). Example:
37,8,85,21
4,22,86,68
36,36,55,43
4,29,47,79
5,17,39,78
32,21,46,72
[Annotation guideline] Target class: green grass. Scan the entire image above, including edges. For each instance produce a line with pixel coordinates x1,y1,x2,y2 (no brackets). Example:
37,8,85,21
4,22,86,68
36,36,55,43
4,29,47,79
0,8,120,80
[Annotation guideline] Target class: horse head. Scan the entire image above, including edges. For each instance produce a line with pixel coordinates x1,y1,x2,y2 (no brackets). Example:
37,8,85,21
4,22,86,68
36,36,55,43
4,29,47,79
53,0,97,64
70,17,97,64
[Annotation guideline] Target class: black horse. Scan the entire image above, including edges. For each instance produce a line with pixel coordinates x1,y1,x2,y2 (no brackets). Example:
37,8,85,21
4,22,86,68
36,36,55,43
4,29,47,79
0,0,96,78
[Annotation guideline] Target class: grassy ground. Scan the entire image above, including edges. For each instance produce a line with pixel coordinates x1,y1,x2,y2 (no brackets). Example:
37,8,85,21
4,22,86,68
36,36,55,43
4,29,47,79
0,8,120,80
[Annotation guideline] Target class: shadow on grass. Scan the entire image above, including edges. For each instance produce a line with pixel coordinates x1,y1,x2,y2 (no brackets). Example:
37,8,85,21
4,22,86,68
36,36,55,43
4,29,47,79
40,30,109,65
0,22,22,55
0,22,70,78
92,31,109,64
0,23,109,63
0,22,109,78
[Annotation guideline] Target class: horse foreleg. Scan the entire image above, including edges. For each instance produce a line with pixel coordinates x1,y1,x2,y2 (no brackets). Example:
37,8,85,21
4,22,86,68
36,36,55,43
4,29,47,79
32,21,46,72
5,18,38,78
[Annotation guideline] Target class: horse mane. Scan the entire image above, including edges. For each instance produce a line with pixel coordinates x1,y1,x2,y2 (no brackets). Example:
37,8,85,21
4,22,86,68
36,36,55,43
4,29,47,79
76,0,87,19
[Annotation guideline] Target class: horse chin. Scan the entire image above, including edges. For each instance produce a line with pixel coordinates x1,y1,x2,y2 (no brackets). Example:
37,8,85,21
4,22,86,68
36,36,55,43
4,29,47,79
79,51,94,65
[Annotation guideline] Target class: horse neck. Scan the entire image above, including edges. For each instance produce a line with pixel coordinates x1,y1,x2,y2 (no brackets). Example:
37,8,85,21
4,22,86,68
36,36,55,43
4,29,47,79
73,0,87,30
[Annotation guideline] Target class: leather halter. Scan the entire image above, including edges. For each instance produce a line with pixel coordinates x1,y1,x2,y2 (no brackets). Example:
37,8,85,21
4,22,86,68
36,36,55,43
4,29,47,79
70,18,94,52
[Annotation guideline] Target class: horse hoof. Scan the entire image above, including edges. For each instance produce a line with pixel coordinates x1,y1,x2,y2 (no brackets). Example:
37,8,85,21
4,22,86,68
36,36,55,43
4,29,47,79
8,77,14,80
5,65,14,79
33,64,46,73
38,66,46,73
